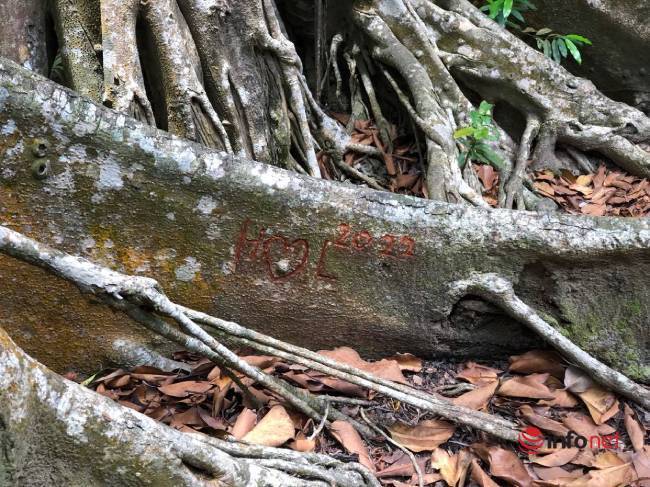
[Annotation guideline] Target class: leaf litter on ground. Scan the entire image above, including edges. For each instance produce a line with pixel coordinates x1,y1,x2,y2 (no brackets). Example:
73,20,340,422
82,346,649,486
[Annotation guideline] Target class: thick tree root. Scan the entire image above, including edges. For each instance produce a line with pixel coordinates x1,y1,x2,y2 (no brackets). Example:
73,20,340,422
0,327,375,487
341,0,650,205
0,225,522,443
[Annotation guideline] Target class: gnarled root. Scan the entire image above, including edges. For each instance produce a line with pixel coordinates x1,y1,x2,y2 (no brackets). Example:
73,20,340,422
341,0,650,206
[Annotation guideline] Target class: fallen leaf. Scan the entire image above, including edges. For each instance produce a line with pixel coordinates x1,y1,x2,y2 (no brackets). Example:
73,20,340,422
457,362,502,385
563,463,635,487
158,380,213,398
498,374,555,400
519,404,569,437
430,448,465,486
539,389,579,408
384,353,423,372
231,408,257,439
319,347,407,384
509,350,565,378
471,458,499,487
591,451,627,469
632,448,650,487
242,405,295,447
578,387,619,425
487,446,532,487
388,420,455,452
532,466,584,481
289,431,316,452
331,420,375,471
376,454,427,478
532,449,579,467
624,404,646,452
453,380,498,410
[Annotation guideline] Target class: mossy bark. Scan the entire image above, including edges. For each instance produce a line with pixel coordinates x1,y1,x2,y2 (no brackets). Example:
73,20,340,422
0,58,648,381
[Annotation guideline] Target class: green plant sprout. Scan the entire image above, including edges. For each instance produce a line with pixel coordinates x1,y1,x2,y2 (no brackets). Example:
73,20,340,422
453,101,504,170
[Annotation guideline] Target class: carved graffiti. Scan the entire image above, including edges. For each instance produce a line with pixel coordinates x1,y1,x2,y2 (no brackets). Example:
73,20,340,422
233,220,415,283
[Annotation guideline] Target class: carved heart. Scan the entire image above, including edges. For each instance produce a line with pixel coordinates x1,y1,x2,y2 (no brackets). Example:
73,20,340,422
262,236,310,281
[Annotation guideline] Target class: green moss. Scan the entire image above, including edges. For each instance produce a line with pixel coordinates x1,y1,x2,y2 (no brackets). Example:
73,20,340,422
556,296,648,382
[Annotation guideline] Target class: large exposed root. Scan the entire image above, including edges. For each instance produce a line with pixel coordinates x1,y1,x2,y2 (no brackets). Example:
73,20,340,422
0,326,375,487
43,0,650,203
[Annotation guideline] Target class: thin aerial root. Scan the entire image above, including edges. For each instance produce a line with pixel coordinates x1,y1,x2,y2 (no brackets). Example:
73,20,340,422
452,273,650,410
503,117,540,209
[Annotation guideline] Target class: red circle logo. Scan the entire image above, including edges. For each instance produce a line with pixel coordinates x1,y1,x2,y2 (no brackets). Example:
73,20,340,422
518,426,544,454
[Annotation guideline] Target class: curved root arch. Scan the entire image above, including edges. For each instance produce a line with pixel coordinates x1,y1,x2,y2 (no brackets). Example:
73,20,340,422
49,0,650,207
335,0,650,206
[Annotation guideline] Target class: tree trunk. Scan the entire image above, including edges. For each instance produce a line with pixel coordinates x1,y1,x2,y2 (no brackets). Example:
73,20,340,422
1,58,648,382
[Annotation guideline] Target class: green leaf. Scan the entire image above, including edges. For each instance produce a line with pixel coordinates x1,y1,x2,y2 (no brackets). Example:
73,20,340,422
473,127,490,141
557,38,568,57
542,39,552,58
474,143,505,169
510,9,525,23
478,101,493,115
503,0,514,18
564,38,582,64
551,39,561,63
564,34,592,45
454,127,475,139
81,372,100,387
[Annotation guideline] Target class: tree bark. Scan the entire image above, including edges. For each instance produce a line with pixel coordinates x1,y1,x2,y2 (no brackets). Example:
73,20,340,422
1,58,648,382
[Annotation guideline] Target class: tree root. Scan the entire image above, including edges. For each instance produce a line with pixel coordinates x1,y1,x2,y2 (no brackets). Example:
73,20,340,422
0,326,375,487
0,225,522,444
451,273,650,410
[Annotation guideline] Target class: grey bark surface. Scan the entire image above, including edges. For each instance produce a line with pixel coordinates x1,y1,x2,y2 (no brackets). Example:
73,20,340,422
1,59,648,381
527,0,650,114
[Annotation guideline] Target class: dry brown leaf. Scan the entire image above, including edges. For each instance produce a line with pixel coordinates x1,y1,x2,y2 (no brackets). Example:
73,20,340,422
289,431,316,452
539,389,579,408
319,347,407,384
534,181,555,197
509,351,565,378
624,404,646,452
388,420,455,452
498,374,555,400
578,387,619,425
384,353,423,372
532,449,579,467
158,380,213,398
632,448,650,487
331,420,374,472
471,458,499,487
457,362,502,385
242,405,295,447
561,412,612,440
591,451,627,470
430,448,466,487
532,466,584,481
376,455,427,478
487,446,532,487
453,380,498,411
231,408,257,439
563,463,635,487
519,404,569,437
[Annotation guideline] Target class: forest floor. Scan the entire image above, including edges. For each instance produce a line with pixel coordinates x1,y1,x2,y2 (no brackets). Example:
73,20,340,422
323,116,650,217
72,346,650,487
